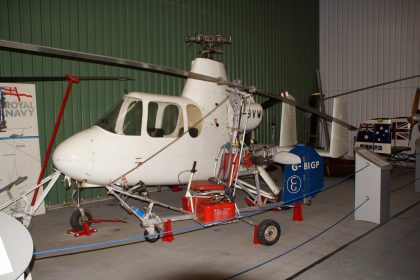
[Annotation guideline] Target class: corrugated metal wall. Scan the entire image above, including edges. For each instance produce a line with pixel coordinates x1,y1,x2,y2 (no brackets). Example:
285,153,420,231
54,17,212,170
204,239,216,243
0,0,319,206
320,0,420,154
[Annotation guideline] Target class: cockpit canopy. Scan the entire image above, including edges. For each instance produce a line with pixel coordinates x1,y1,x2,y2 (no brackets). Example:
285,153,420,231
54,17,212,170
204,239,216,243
95,95,203,138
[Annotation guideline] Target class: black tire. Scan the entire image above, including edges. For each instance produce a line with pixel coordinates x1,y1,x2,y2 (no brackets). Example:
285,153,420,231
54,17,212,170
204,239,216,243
144,226,161,243
257,219,281,246
70,208,93,231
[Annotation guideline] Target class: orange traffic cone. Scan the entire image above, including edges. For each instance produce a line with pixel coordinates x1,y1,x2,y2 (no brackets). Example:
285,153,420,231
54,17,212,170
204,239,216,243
253,224,260,245
162,220,174,242
293,202,303,221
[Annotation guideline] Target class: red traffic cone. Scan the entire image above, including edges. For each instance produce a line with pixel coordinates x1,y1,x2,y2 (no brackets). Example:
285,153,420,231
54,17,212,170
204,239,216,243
293,202,303,221
253,224,260,245
162,220,174,242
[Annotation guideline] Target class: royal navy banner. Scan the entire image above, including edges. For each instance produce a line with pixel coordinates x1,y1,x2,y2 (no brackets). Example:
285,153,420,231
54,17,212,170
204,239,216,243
0,83,44,215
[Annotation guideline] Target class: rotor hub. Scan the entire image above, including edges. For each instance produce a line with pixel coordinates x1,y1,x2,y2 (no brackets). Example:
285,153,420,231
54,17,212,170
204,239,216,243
185,33,231,60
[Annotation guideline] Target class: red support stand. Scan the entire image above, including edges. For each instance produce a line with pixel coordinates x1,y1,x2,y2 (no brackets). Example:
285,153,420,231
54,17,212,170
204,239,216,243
162,220,174,242
31,75,80,207
253,224,260,245
67,218,125,237
67,222,96,237
293,202,304,221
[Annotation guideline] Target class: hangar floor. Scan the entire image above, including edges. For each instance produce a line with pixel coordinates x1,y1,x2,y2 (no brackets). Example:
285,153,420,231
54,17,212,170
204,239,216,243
28,167,420,280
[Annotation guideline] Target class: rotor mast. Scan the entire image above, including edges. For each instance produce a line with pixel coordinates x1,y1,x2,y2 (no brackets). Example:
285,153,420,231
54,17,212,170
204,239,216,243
185,33,232,60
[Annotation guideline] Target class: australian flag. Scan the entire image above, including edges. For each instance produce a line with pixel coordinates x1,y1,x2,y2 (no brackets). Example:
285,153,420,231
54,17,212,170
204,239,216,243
357,122,391,144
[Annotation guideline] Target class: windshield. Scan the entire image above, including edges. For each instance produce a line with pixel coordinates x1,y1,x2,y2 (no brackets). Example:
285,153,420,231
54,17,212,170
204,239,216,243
95,100,124,133
95,98,143,135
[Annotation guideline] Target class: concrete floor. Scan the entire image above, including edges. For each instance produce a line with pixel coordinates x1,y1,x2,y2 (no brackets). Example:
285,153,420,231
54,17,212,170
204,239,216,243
28,167,420,280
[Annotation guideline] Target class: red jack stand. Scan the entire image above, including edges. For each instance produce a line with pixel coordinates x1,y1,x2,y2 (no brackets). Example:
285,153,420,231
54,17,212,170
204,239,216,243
162,220,174,242
253,224,260,245
293,203,304,221
67,218,126,237
67,222,96,237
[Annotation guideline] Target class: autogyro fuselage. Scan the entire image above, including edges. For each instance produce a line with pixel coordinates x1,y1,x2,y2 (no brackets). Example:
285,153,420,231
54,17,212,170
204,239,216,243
52,38,263,187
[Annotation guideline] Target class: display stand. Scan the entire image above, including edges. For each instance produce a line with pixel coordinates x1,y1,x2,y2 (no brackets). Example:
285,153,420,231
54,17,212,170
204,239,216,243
355,148,392,224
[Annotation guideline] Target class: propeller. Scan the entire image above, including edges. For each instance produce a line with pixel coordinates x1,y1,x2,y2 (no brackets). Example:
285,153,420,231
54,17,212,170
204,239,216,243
0,38,355,130
273,152,301,165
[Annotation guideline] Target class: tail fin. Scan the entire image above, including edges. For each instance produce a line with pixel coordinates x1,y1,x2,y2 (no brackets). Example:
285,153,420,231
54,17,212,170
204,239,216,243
278,94,349,158
279,92,297,148
317,98,349,158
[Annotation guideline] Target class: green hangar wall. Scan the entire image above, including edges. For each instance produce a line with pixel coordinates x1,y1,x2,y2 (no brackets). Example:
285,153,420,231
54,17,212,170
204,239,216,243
0,0,319,207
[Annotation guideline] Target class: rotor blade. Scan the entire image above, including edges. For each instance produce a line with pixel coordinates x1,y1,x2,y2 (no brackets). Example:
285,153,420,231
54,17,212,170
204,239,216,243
218,80,358,131
0,39,190,79
0,39,221,85
0,76,134,82
323,74,420,100
261,98,281,110
0,39,356,130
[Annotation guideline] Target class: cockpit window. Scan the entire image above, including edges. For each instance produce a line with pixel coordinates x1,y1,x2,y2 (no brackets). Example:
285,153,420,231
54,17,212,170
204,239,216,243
95,99,143,135
162,105,180,135
95,99,124,133
147,102,184,138
122,101,142,135
187,104,202,138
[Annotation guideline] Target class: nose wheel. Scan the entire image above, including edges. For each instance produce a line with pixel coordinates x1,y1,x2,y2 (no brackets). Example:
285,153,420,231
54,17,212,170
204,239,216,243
256,219,281,246
70,208,93,231
144,226,161,243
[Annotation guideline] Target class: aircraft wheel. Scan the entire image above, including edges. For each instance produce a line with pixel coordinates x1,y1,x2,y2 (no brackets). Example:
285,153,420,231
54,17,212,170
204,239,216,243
257,219,281,246
70,208,92,231
144,226,161,243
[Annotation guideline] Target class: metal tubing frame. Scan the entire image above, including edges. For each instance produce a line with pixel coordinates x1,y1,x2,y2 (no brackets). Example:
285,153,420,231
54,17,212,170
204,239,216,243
107,184,190,214
30,171,61,215
0,170,61,212
105,184,196,230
